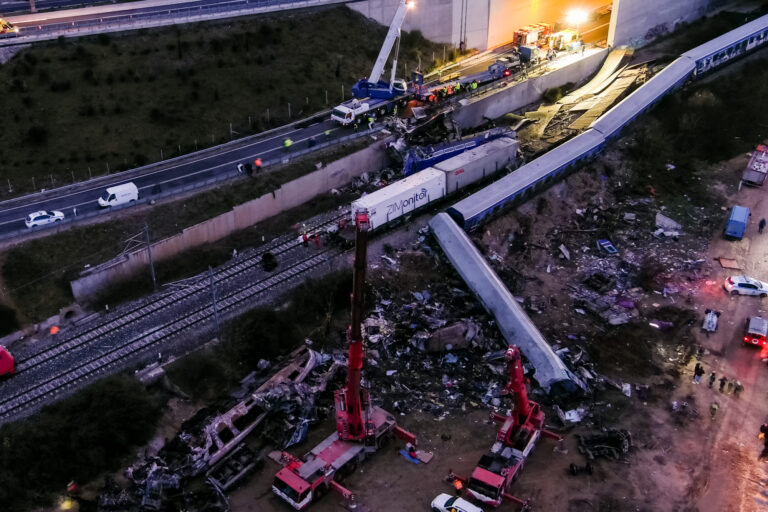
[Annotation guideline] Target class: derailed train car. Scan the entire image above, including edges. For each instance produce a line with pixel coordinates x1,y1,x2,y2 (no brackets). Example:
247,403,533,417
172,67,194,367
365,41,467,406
446,13,768,232
351,137,519,229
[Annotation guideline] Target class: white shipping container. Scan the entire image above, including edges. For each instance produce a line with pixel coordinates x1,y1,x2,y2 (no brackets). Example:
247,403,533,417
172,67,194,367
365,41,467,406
351,168,446,229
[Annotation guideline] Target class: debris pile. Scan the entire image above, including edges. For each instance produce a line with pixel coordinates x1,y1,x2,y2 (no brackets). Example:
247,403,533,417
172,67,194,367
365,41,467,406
576,428,632,461
96,347,342,511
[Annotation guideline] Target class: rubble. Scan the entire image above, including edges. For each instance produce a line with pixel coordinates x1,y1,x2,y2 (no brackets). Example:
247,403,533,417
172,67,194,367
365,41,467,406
576,429,632,461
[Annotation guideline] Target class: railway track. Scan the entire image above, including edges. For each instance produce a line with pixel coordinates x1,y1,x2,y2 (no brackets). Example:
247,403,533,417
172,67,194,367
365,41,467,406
13,212,346,374
0,213,346,424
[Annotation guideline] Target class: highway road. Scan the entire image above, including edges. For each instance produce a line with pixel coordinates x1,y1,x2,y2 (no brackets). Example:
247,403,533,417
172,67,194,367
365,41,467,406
0,114,349,237
1,0,346,37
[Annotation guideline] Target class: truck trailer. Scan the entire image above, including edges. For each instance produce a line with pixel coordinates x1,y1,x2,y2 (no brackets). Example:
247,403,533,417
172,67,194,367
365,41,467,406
742,144,768,186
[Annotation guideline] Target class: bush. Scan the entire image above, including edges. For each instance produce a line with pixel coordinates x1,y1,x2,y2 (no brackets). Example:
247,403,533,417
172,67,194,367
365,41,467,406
0,375,162,510
0,304,18,336
24,125,49,145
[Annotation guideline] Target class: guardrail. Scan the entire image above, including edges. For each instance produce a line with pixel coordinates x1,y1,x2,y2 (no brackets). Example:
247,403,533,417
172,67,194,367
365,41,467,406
0,108,331,210
0,0,351,45
0,126,384,242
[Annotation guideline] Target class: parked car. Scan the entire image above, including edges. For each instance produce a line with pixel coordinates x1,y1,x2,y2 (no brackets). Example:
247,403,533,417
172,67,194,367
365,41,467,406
724,275,768,297
744,316,768,346
25,209,64,228
431,493,484,512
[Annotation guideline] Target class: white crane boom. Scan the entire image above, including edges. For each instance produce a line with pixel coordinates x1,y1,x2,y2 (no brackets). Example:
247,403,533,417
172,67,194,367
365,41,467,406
368,0,409,85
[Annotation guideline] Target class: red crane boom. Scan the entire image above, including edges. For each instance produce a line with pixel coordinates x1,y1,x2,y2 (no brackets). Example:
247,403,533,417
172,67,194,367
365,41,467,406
334,212,371,441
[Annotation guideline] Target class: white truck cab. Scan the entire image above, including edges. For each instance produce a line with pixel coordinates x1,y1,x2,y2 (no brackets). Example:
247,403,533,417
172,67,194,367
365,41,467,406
331,99,372,126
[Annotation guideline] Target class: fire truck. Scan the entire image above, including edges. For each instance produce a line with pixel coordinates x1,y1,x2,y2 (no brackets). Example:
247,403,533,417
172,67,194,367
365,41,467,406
0,18,18,34
272,211,415,510
0,346,15,377
462,346,561,508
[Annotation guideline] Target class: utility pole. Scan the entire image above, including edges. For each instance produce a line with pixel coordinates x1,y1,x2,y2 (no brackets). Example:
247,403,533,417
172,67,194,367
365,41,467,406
208,266,220,337
145,224,157,291
29,0,36,13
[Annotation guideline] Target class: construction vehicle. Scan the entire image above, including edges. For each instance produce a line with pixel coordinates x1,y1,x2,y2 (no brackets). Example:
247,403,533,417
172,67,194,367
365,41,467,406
0,18,18,34
461,346,561,508
272,211,415,510
332,0,413,125
0,345,14,377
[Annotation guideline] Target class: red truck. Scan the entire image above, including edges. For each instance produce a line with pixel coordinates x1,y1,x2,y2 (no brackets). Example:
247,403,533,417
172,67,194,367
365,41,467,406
459,347,561,509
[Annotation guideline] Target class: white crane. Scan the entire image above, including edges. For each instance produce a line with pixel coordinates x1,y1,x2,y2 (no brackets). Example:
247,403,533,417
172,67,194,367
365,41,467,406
352,0,413,99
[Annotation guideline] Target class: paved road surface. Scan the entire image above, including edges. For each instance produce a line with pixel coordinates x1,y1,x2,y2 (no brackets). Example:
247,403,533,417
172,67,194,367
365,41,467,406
0,115,345,236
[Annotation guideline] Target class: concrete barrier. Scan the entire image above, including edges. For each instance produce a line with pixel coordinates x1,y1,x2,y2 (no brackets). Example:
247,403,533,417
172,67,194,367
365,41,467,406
454,49,609,129
70,140,388,301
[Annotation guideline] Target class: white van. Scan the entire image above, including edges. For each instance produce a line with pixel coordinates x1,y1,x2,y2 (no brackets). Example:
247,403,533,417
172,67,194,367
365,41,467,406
98,182,139,207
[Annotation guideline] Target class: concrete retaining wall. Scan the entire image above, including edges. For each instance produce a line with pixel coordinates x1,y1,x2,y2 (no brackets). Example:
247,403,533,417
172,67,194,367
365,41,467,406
70,142,388,302
453,48,609,129
349,0,490,49
608,0,716,46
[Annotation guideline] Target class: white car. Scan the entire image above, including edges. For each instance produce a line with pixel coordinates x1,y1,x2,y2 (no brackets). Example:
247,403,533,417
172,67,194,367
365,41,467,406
431,493,484,512
724,276,768,297
25,210,65,228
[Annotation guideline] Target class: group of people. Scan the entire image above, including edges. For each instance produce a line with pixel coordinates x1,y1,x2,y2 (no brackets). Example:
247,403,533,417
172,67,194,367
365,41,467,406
692,362,743,420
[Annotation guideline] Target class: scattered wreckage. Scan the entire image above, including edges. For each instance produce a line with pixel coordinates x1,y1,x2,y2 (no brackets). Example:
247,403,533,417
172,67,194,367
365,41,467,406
98,346,342,511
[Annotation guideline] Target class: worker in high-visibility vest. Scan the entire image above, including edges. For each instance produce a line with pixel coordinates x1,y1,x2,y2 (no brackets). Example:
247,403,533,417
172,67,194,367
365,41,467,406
283,138,293,151
254,157,262,174
368,116,374,130
393,105,398,116
455,82,461,93
325,129,331,138
471,80,478,90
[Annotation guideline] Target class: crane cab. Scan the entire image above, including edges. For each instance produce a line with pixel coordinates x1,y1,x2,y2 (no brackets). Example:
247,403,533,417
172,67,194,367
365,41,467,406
0,346,15,377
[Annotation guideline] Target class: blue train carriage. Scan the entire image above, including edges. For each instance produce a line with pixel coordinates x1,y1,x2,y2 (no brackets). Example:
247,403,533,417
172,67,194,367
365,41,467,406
589,57,695,140
447,129,606,231
683,13,768,77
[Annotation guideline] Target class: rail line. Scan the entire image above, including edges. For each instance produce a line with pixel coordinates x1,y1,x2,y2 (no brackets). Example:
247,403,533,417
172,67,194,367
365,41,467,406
0,244,341,423
0,211,347,423
13,212,346,374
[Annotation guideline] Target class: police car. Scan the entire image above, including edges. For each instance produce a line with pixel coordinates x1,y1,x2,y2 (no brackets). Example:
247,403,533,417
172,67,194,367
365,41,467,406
25,210,65,228
724,275,768,297
431,493,484,512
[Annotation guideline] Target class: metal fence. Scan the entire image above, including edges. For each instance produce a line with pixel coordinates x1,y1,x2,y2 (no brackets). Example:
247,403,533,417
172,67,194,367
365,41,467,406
0,126,384,243
0,0,351,45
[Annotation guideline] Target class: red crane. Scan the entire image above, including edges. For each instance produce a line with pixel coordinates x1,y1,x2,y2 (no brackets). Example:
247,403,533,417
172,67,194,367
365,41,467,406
334,211,371,441
453,346,561,509
272,210,415,510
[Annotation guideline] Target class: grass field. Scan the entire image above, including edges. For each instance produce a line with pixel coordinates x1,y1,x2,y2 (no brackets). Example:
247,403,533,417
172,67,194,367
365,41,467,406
0,6,444,199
